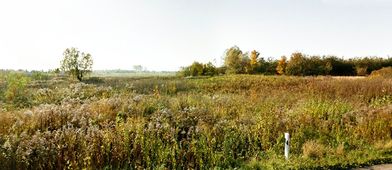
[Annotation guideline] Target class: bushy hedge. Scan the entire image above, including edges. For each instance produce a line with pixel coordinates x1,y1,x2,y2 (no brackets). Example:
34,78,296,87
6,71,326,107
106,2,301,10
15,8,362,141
179,62,219,77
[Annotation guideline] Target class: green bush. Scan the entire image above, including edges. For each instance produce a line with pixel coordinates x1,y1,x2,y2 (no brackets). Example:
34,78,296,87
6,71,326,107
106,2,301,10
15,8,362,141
31,71,50,80
179,62,218,77
4,72,31,108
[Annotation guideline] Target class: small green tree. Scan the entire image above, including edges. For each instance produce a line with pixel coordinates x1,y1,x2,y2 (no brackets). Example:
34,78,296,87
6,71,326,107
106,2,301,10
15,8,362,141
224,46,243,74
60,47,93,81
189,62,204,76
133,65,144,72
203,62,218,76
53,68,61,75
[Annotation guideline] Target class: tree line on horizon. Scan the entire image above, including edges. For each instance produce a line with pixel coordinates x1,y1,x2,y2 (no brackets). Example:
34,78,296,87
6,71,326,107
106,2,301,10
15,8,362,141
179,46,392,77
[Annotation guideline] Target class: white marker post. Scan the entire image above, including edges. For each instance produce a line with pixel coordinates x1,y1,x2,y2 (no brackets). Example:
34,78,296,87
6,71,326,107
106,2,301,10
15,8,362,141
284,132,290,160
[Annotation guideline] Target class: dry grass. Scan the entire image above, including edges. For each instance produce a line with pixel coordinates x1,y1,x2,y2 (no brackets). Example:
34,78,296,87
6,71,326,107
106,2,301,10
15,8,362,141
335,143,346,156
370,67,392,78
0,74,392,169
375,140,392,150
302,140,327,159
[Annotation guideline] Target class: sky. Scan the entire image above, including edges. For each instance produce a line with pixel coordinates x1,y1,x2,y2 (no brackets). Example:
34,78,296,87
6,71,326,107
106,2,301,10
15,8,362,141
0,0,391,71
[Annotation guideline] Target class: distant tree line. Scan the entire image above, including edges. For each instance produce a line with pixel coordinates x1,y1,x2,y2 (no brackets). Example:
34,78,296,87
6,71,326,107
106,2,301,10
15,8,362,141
179,46,392,76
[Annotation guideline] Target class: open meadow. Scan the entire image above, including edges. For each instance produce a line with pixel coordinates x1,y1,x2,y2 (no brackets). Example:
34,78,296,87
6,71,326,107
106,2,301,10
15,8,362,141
0,73,391,169
2,0,392,169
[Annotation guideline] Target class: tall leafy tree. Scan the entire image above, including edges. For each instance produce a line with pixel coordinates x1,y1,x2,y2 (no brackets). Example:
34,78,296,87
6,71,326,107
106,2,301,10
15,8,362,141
60,47,93,81
241,52,252,74
224,46,243,74
276,56,287,75
285,52,306,76
189,62,204,76
249,50,260,74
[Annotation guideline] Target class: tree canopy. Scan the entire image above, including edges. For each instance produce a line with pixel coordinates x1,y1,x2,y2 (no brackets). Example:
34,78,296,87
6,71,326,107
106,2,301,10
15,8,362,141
179,45,392,77
60,47,93,81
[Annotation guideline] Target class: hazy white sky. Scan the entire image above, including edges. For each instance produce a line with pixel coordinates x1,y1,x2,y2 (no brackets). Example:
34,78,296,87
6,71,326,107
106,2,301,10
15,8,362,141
0,0,391,71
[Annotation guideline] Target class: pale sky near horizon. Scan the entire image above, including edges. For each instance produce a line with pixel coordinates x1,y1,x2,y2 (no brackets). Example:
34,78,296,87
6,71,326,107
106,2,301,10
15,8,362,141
0,0,391,71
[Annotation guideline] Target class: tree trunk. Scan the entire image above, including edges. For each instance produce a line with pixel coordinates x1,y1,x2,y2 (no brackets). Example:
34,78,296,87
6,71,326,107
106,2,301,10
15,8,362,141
77,72,82,81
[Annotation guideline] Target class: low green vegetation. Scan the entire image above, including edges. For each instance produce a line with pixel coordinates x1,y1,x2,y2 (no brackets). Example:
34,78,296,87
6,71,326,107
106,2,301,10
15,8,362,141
1,72,31,109
0,72,391,169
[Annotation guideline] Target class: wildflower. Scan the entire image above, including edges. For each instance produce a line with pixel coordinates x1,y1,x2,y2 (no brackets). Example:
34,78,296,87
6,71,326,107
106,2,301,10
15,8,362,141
133,95,143,103
24,110,33,116
2,139,11,150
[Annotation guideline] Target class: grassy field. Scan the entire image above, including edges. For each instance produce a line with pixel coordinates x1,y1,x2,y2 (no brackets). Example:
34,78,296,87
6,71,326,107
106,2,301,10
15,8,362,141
0,74,391,169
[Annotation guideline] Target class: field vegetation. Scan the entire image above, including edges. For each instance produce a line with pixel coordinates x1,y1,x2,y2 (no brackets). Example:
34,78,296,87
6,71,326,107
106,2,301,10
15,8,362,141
0,70,391,169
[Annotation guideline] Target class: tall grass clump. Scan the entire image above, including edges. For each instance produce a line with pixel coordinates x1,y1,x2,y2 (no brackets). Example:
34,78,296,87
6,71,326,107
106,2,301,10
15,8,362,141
370,67,392,78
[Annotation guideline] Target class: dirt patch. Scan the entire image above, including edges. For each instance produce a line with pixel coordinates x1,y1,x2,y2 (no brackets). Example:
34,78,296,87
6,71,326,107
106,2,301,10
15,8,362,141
354,164,392,170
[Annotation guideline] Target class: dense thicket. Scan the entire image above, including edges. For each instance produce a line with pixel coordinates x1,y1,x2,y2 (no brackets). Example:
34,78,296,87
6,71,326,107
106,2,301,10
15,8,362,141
179,62,219,77
179,46,392,76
